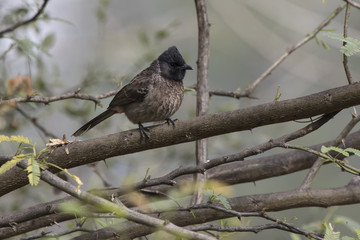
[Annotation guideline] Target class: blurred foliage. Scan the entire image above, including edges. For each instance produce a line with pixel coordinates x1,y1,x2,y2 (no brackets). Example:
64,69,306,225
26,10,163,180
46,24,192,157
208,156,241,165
325,32,360,57
0,135,44,186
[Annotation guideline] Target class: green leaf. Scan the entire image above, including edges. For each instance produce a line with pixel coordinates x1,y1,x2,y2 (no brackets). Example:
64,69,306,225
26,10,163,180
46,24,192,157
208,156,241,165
63,168,83,192
216,194,232,210
341,236,356,240
26,158,41,186
49,17,75,26
11,37,51,57
0,154,28,175
355,229,360,239
95,219,107,228
325,32,360,57
289,233,302,240
274,85,281,101
59,201,88,216
344,148,360,157
42,33,56,49
321,146,349,157
189,209,196,219
0,135,31,144
324,222,340,240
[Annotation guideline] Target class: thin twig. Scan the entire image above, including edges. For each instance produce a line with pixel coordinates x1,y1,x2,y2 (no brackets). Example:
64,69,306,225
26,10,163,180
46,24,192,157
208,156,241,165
0,89,119,107
343,3,353,84
0,0,50,37
243,4,346,96
88,163,112,187
209,89,257,99
19,226,92,240
15,106,58,139
344,0,360,9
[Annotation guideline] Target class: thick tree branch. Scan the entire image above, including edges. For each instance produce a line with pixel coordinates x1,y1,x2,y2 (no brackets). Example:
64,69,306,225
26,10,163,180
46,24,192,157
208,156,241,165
1,83,360,196
0,0,50,38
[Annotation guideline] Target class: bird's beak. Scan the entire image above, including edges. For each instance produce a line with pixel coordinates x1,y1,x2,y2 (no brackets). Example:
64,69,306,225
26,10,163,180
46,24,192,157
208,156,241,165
184,64,193,70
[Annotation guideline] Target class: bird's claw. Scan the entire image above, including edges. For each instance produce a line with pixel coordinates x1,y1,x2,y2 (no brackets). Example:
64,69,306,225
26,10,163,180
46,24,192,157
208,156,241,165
165,118,177,128
138,123,150,139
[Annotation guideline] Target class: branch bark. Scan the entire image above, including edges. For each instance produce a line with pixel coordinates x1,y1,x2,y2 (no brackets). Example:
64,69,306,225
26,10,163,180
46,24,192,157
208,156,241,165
2,82,360,196
192,0,211,205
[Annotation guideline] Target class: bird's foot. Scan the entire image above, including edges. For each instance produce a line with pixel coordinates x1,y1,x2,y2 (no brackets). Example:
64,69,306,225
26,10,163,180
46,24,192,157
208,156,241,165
165,118,177,128
138,123,150,139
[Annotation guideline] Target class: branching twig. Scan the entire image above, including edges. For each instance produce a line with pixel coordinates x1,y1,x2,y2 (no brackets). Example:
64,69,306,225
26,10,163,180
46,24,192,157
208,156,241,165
344,0,360,9
243,4,346,96
0,0,50,37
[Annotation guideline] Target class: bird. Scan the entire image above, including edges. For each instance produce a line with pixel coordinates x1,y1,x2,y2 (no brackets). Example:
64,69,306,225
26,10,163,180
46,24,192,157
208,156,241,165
72,46,192,138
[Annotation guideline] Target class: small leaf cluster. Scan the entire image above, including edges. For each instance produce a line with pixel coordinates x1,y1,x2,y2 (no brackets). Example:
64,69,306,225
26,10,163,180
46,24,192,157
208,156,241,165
321,146,360,175
325,32,360,57
0,135,46,185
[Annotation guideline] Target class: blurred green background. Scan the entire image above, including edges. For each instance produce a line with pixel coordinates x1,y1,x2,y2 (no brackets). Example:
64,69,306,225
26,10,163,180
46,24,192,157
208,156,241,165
1,0,360,239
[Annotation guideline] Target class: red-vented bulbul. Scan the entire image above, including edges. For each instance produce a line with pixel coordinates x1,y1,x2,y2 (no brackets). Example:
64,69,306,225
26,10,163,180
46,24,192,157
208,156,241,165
72,46,192,138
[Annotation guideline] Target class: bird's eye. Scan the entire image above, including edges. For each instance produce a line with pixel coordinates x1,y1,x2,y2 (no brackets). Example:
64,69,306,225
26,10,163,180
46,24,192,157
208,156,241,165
169,62,176,67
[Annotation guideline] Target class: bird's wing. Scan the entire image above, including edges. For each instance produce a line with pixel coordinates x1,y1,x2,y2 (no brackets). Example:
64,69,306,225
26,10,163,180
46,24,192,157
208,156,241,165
108,68,153,108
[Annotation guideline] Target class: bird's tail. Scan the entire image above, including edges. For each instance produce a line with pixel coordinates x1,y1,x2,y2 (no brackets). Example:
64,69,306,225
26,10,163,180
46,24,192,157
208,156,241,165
72,109,115,136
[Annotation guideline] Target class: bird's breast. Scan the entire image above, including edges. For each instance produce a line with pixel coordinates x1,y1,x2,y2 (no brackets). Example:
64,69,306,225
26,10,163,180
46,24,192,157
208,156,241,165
124,78,184,124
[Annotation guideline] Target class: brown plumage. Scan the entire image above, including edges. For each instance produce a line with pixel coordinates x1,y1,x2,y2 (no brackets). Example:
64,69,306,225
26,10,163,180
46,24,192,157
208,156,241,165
72,46,192,138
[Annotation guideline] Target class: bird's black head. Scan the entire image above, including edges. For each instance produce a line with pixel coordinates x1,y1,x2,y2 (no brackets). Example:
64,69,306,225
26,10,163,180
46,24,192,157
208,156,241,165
158,46,192,81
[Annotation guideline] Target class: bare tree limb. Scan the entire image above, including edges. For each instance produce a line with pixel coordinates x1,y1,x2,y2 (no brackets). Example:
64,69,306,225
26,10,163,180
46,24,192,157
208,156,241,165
0,0,50,38
192,0,211,205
